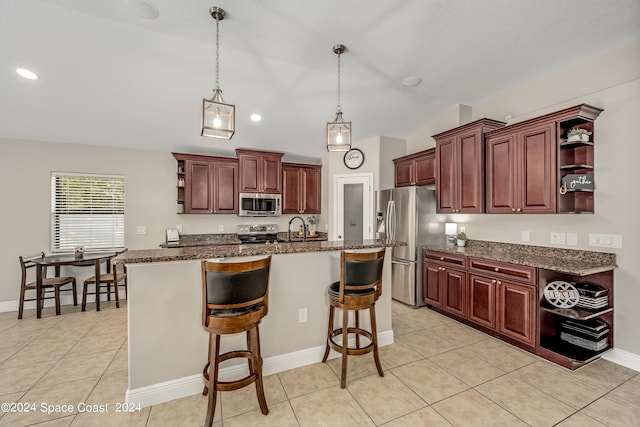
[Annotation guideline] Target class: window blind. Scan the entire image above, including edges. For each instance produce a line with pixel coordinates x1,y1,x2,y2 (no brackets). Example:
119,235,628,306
51,172,125,252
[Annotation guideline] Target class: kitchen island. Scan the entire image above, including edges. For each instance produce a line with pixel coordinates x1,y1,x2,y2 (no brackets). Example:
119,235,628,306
115,239,403,407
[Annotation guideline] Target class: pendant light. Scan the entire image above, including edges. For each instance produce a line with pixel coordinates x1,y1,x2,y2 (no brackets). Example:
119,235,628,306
326,44,351,152
201,6,235,139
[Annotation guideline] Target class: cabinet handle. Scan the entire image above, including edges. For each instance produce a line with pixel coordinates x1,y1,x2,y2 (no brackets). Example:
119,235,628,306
494,267,499,272
497,280,502,285
511,208,516,212
492,279,497,284
440,257,444,261
516,208,522,212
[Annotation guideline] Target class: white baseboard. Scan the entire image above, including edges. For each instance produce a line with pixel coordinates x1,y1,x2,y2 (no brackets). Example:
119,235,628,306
126,330,394,408
601,348,640,372
0,294,116,314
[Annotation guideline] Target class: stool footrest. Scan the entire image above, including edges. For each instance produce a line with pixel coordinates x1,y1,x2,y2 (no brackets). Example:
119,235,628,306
328,327,375,356
217,374,257,392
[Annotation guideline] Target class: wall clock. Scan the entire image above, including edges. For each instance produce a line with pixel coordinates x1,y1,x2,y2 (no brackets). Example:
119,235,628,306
344,148,364,169
543,281,580,308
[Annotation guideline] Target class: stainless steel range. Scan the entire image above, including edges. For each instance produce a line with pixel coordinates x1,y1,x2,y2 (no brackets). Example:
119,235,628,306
236,224,285,244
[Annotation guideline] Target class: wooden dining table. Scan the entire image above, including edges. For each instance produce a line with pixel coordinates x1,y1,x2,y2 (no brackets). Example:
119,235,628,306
33,252,115,318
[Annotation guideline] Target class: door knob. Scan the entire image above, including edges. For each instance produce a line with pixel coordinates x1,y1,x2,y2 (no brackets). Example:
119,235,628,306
338,235,342,239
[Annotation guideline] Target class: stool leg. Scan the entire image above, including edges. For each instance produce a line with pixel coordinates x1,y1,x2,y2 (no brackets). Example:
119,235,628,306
322,305,335,363
370,306,384,377
204,334,220,427
250,326,268,415
340,308,349,389
355,310,360,349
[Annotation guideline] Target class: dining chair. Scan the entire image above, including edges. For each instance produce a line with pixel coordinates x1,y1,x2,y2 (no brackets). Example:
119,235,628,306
82,249,128,311
18,252,77,319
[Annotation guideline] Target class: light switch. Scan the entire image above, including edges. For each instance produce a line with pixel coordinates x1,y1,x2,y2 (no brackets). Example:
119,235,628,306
566,233,578,246
521,231,530,242
136,226,147,235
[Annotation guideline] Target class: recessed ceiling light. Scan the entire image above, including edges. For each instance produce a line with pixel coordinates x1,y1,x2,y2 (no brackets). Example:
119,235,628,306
16,68,39,80
402,76,422,87
250,114,262,122
124,0,160,20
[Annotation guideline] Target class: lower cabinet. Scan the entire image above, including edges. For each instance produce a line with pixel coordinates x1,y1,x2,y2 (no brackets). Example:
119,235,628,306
423,251,467,318
495,280,536,347
468,275,496,329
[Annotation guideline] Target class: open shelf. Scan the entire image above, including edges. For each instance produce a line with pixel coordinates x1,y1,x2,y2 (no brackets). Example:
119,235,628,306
560,164,594,171
541,305,612,320
560,140,593,149
538,336,609,369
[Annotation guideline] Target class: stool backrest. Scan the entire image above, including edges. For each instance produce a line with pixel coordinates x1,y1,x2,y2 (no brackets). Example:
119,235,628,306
339,249,385,300
201,256,271,326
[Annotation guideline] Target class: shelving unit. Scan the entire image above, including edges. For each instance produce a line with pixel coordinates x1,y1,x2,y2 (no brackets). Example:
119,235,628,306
556,106,602,213
538,268,614,369
176,159,185,214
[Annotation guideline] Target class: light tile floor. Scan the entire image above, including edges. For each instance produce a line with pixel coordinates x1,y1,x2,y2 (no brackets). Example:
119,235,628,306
1,301,638,426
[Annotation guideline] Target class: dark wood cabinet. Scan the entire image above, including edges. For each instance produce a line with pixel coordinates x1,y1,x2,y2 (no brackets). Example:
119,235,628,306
468,274,496,329
236,149,284,194
423,251,467,319
486,104,602,214
282,163,321,214
393,148,435,187
173,153,238,214
433,119,505,213
496,280,536,347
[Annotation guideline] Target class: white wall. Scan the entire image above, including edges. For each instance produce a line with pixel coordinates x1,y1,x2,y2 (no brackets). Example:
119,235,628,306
403,38,640,357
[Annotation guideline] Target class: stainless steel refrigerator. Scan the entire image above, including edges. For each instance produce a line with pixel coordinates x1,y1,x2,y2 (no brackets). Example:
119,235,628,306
376,186,446,307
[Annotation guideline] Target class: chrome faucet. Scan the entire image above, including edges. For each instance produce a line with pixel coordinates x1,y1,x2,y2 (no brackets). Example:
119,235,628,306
288,216,308,242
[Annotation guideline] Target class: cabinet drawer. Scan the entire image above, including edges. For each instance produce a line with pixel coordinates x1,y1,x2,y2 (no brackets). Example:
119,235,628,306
424,250,467,269
469,258,535,284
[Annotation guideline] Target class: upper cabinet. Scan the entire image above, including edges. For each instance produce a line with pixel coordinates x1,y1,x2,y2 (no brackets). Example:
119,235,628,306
433,119,505,213
236,149,284,194
486,104,602,214
393,148,435,187
173,153,238,214
282,163,322,214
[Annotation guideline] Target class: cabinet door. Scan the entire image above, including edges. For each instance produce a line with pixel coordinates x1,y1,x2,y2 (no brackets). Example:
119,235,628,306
457,130,484,213
518,123,556,213
282,166,301,214
441,268,467,318
301,166,321,214
414,152,435,185
212,159,238,214
184,159,213,213
423,262,442,307
262,156,282,193
497,281,536,347
486,133,517,213
468,275,496,329
436,136,456,212
239,154,261,193
394,158,414,187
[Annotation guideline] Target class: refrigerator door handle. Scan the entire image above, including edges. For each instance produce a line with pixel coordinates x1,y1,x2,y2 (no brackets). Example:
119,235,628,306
391,259,412,266
387,200,396,241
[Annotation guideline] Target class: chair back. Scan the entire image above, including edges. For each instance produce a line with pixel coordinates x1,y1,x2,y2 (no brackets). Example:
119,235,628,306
19,252,45,285
201,256,271,327
111,248,128,280
338,249,385,302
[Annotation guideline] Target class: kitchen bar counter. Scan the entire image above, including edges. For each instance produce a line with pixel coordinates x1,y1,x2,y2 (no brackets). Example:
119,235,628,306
120,240,402,408
118,238,401,264
423,240,616,275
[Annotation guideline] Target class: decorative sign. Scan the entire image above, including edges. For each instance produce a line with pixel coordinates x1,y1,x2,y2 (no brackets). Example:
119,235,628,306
561,174,594,191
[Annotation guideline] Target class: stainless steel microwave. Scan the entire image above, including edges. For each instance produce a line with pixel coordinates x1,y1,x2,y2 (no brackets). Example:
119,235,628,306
238,193,281,217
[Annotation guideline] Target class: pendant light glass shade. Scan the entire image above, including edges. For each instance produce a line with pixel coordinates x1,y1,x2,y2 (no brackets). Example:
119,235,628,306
326,44,351,152
326,112,351,151
201,6,235,140
202,89,235,139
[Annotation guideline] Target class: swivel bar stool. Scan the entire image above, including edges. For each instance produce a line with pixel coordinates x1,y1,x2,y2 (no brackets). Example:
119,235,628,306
322,249,386,388
201,256,271,426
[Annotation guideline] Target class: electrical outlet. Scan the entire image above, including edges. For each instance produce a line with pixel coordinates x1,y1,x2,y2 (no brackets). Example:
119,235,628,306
136,226,147,235
298,308,308,323
521,231,530,242
218,224,224,232
589,233,623,248
176,224,182,233
566,233,578,246
550,232,565,245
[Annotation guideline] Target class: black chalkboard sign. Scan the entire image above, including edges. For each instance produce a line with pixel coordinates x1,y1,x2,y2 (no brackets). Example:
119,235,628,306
561,174,594,191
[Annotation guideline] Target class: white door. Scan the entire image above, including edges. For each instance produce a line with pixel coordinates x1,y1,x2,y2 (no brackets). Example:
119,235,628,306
333,173,374,241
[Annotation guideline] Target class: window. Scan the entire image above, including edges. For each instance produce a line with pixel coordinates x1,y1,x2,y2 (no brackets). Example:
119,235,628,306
51,172,125,252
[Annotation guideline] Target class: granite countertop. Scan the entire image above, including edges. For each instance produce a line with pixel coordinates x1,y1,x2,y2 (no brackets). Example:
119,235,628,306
116,239,404,264
159,232,329,248
423,240,617,276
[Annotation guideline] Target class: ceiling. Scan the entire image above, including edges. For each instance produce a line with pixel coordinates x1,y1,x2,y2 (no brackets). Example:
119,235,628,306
2,1,639,161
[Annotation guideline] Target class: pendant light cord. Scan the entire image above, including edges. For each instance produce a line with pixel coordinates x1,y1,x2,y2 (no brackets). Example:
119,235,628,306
215,15,220,90
336,52,341,113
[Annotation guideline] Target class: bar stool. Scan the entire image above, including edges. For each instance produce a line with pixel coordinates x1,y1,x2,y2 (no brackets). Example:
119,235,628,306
201,256,271,427
322,249,386,388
